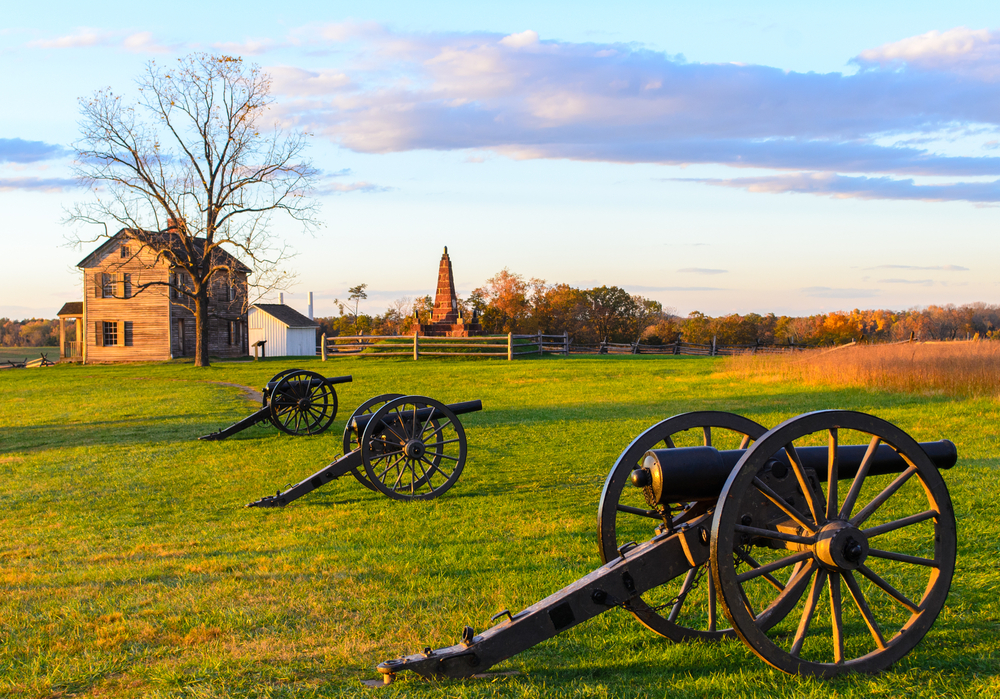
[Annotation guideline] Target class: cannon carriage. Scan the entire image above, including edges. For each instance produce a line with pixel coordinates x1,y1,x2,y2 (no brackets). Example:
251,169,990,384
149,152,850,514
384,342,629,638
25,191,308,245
247,395,483,506
377,410,957,682
199,369,352,440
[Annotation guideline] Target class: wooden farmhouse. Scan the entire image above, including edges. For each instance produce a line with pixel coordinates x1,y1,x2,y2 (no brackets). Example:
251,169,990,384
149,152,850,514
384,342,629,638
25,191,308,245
248,304,319,357
66,229,250,363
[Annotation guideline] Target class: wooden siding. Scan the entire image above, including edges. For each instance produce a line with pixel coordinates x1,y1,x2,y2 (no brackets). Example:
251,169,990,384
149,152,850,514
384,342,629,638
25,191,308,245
84,243,172,362
248,308,316,356
81,233,248,363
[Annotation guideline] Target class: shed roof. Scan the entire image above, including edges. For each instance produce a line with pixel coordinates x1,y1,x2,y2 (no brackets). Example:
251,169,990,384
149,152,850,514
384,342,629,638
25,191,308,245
57,302,83,317
251,304,319,328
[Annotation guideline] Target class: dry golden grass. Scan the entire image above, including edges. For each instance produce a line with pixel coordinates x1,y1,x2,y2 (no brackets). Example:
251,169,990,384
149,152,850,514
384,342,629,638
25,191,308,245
725,340,1000,398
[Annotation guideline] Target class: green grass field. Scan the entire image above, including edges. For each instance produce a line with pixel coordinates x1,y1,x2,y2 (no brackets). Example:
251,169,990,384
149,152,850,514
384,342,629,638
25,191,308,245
2,356,998,698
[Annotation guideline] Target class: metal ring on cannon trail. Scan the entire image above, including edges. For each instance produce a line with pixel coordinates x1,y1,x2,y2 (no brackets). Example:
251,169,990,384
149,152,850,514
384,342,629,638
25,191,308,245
343,393,404,492
596,411,767,642
360,396,467,501
268,369,339,436
710,410,957,677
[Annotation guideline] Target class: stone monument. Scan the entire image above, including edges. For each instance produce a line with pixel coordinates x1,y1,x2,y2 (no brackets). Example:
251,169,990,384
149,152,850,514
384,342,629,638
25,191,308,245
418,247,482,337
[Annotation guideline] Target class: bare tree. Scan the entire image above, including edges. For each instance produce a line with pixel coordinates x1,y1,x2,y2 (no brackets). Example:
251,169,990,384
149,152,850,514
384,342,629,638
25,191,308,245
68,53,317,366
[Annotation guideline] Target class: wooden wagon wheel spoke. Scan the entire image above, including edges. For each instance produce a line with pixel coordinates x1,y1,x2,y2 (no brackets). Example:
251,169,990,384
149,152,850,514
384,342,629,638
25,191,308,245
843,570,887,649
735,548,787,592
752,477,817,534
735,551,811,584
830,573,845,663
826,429,839,520
784,442,824,526
790,568,827,657
703,426,712,447
615,504,663,519
856,564,920,613
867,548,938,567
838,435,881,519
863,509,937,538
850,465,917,527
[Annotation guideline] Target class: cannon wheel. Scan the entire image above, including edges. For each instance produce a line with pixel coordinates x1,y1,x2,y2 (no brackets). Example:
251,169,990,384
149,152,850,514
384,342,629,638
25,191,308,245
258,368,301,423
711,410,956,677
268,369,339,436
597,411,768,642
360,396,466,501
343,394,404,492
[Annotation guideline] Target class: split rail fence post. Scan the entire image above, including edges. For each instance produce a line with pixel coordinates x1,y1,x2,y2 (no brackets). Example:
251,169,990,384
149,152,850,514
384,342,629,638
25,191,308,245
564,331,569,355
507,332,513,361
538,330,543,355
413,333,419,361
321,333,327,361
711,335,717,357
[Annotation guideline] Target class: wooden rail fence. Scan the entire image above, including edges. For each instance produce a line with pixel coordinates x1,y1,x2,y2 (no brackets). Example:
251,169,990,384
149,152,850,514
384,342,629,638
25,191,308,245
320,332,805,360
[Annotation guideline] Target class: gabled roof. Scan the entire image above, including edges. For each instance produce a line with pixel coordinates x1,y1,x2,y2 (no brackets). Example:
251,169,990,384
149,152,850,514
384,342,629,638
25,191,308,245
251,304,318,328
77,228,251,274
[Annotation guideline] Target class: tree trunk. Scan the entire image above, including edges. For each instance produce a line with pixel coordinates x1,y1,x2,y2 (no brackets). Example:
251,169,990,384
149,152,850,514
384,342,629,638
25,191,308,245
194,289,211,367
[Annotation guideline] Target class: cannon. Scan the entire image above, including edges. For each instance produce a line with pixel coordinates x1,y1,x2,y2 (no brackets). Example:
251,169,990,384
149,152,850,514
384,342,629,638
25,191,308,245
247,395,483,506
199,369,352,440
376,410,957,682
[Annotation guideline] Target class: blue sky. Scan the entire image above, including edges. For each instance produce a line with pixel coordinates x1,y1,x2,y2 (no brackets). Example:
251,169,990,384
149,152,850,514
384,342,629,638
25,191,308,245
3,1,1000,319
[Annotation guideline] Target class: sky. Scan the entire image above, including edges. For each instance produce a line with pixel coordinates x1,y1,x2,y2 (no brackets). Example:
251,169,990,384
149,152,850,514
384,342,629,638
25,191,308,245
2,0,1000,320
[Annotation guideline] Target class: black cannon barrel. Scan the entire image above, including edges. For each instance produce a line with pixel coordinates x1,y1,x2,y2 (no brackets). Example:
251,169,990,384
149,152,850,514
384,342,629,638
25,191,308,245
263,374,352,392
350,399,483,434
639,440,957,503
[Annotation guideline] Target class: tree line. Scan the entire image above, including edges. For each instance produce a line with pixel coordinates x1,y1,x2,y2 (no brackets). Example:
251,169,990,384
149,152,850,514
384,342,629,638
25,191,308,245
316,269,1000,347
0,319,60,348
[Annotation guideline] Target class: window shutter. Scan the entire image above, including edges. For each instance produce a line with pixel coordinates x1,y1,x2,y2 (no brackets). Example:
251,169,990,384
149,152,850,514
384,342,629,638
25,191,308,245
95,321,103,346
94,273,102,298
116,274,124,298
117,320,125,347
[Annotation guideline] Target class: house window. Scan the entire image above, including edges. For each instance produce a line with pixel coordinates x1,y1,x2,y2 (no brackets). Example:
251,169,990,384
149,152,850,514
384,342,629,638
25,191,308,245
103,321,118,346
124,321,133,346
177,319,186,355
121,245,130,258
171,273,179,299
123,273,132,299
102,273,113,298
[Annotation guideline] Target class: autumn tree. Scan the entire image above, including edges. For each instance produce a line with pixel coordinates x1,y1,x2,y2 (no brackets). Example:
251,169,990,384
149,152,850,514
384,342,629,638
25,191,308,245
68,53,317,366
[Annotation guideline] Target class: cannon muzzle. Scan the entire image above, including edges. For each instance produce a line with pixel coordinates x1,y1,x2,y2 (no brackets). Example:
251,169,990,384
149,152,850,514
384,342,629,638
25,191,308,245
633,439,957,505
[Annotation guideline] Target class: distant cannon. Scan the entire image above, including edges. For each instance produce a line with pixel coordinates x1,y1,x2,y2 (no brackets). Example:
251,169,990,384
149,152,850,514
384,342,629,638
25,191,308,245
247,395,484,506
377,410,957,682
199,369,352,440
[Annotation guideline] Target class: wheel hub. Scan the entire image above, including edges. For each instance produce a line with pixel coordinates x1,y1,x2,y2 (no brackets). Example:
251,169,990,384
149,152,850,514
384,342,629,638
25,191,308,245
297,397,311,410
404,439,425,459
815,520,869,571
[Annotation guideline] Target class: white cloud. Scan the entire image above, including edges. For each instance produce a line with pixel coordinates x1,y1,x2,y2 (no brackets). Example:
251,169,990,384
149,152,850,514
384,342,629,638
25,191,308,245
213,38,285,55
870,264,969,271
854,27,1000,80
684,172,1000,203
270,66,352,96
499,30,539,49
801,287,880,299
0,176,80,192
26,28,178,53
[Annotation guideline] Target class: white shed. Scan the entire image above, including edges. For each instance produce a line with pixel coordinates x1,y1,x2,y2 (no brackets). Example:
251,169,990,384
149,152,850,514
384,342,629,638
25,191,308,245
248,304,319,357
